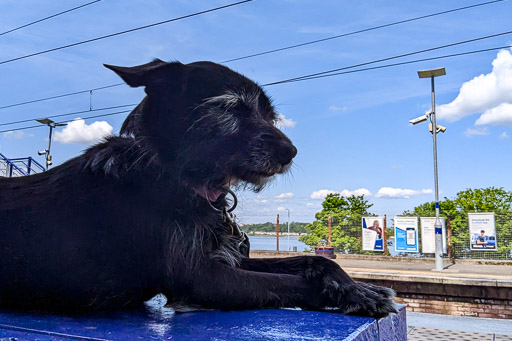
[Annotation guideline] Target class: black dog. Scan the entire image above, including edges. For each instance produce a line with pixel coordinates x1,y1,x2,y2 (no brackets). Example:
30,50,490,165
0,60,396,317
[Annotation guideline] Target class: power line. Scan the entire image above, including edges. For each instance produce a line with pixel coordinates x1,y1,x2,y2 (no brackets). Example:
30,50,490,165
0,0,102,36
264,45,511,86
0,1,505,111
0,109,132,134
0,0,254,66
221,0,506,63
0,104,136,127
0,83,124,110
2,44,510,133
262,29,512,85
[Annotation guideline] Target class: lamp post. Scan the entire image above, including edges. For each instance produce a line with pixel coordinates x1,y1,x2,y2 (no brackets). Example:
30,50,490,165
410,67,446,272
35,118,67,171
286,208,290,251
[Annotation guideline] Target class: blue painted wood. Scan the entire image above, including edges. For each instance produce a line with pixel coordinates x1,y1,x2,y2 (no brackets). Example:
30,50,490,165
0,296,405,340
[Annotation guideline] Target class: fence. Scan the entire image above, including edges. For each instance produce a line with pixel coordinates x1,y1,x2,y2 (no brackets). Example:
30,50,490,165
322,214,512,261
0,152,45,177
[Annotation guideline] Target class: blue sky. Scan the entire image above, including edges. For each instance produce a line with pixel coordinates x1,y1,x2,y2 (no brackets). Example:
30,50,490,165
1,0,511,224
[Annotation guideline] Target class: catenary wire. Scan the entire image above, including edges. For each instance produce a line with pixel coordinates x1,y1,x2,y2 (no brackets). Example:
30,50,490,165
0,83,124,110
0,0,102,36
0,0,254,66
0,109,132,134
263,45,511,86
0,1,506,110
220,0,506,63
0,104,136,127
2,44,510,133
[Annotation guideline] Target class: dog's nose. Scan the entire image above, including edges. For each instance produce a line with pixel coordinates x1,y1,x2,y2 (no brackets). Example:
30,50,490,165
277,142,297,165
260,132,297,165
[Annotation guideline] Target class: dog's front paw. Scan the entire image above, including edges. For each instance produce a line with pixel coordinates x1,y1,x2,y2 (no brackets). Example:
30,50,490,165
300,257,397,318
337,281,398,318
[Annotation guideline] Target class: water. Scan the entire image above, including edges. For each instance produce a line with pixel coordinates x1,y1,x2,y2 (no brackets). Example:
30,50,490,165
248,235,308,252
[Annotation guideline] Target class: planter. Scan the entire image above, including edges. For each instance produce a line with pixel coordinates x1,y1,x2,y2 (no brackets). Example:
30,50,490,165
314,246,336,259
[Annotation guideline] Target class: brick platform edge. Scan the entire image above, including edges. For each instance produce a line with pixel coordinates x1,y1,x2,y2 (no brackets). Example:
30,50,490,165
351,276,512,319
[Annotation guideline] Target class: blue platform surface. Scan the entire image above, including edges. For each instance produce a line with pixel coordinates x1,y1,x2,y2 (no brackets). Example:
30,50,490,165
0,296,406,340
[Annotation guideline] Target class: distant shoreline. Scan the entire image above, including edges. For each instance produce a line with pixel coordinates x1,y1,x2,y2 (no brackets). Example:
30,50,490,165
245,232,306,237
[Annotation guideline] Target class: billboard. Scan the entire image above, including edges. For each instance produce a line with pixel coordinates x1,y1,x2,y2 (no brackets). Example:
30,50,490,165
469,212,497,251
420,217,447,254
394,216,419,252
362,217,384,251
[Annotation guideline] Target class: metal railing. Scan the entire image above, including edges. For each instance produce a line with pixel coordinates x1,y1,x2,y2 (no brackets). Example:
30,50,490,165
0,152,45,177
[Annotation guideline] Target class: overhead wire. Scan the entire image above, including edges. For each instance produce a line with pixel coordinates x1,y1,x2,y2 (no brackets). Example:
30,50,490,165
0,0,102,36
2,44,511,134
0,0,255,66
0,0,505,110
0,104,136,127
220,0,506,63
0,109,132,134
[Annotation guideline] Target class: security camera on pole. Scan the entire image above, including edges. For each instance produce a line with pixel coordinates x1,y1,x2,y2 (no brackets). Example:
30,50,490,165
35,118,67,171
409,67,446,272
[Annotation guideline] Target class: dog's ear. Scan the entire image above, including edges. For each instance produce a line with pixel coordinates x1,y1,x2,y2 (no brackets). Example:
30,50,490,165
104,59,183,87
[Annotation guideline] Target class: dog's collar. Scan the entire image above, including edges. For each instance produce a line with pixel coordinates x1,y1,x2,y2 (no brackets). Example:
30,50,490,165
204,188,237,214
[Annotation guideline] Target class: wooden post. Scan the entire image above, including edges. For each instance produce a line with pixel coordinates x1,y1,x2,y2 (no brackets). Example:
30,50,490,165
383,214,388,256
447,217,453,260
328,215,332,247
276,214,280,252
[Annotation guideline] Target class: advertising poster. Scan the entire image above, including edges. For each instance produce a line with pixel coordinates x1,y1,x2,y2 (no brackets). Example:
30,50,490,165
362,217,384,251
394,217,419,252
420,217,447,254
469,212,497,251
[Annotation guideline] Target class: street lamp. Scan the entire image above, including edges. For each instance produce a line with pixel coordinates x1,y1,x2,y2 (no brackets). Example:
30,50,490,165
410,67,446,272
286,208,290,251
35,118,67,171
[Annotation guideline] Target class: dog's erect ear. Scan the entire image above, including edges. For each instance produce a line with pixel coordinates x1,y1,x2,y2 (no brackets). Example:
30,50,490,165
104,59,182,87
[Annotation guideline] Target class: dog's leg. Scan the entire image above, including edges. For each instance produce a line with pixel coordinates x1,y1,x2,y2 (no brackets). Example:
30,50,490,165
239,256,397,317
170,257,396,317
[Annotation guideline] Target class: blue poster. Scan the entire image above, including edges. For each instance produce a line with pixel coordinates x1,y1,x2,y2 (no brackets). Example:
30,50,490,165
394,216,419,252
362,217,384,251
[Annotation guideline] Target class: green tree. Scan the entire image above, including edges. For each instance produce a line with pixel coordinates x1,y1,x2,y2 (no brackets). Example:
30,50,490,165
300,194,374,253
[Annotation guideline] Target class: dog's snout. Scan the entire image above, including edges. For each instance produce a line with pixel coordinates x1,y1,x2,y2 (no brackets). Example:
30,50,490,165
259,131,297,165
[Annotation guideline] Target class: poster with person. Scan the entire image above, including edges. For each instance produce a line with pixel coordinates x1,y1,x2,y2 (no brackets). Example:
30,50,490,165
362,217,384,251
394,216,419,252
469,212,497,251
420,217,447,254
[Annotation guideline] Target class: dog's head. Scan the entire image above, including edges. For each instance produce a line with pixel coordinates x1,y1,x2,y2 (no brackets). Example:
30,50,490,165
105,60,297,201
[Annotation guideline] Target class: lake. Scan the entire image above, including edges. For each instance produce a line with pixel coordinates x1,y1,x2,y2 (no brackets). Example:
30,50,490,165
248,235,308,252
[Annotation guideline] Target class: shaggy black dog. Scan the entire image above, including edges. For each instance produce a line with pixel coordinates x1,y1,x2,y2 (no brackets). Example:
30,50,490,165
0,60,396,317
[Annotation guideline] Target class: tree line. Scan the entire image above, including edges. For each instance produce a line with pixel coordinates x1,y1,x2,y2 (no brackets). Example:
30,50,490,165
241,222,308,234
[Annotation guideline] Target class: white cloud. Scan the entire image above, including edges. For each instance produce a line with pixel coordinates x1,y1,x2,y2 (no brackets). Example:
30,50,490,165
340,188,372,197
329,105,347,112
306,202,317,207
54,118,113,145
437,48,512,124
274,192,294,202
254,198,269,204
275,113,296,129
375,187,432,199
475,103,512,127
2,130,30,139
310,189,338,200
464,127,489,138
277,207,288,212
500,132,510,139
